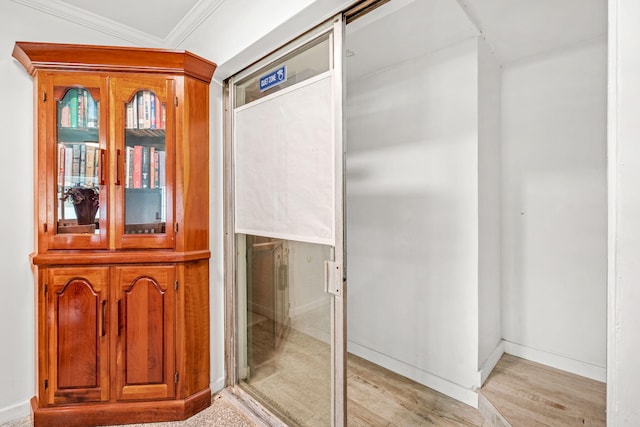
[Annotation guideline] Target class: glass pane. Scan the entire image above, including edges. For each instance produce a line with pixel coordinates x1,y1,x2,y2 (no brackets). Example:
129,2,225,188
56,87,101,235
123,90,167,235
237,234,332,426
235,34,331,107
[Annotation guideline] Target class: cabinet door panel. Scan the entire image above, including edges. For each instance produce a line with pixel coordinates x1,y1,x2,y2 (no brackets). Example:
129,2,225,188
114,265,175,400
44,73,109,251
47,267,109,404
110,77,175,250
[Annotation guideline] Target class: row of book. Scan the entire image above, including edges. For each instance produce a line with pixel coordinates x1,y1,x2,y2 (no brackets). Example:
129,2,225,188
126,91,166,130
57,142,166,190
125,145,166,189
58,143,100,188
58,88,98,129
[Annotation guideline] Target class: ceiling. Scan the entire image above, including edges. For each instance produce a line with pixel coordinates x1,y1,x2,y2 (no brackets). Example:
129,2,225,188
346,0,606,81
457,0,606,63
14,0,606,67
12,0,225,47
58,0,201,40
346,0,478,81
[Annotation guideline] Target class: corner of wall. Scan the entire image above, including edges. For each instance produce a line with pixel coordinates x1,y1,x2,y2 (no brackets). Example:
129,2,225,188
478,340,505,386
477,32,502,369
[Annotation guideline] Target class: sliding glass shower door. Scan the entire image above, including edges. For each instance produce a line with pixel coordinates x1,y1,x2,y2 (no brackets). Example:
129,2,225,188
228,17,346,426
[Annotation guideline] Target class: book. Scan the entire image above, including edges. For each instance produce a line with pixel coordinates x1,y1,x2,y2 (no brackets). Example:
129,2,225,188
71,143,81,184
77,89,85,128
58,144,65,188
87,92,98,128
59,101,70,127
131,93,138,129
137,92,144,129
132,145,142,188
85,145,96,186
141,146,151,188
126,100,133,129
83,89,89,127
155,95,162,129
149,146,156,188
69,89,78,128
150,95,156,129
79,144,86,182
151,149,160,188
125,146,134,188
143,91,151,129
64,146,73,187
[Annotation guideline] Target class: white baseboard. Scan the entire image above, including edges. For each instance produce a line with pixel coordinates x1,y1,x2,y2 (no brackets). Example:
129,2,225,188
348,342,479,408
479,341,505,385
503,340,606,382
0,399,31,425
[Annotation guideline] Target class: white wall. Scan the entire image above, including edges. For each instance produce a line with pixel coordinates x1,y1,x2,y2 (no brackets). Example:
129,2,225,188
477,38,502,372
346,39,481,403
501,39,607,379
0,2,138,423
609,0,640,424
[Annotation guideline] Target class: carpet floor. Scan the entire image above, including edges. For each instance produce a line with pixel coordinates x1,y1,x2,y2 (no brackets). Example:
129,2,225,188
1,392,264,427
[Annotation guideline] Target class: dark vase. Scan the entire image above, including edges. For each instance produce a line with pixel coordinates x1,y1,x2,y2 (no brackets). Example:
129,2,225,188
72,189,99,225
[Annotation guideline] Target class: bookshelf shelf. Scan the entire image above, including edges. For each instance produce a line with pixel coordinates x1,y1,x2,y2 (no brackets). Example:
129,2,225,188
57,127,99,142
125,128,165,138
13,41,216,427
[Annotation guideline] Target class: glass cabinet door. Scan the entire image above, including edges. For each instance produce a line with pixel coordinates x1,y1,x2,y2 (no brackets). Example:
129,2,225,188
111,77,175,249
50,75,108,249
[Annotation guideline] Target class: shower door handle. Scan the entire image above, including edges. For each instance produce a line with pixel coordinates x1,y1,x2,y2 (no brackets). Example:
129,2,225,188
324,261,343,296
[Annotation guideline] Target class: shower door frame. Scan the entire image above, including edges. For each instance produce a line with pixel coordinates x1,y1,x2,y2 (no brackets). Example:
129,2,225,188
224,15,347,426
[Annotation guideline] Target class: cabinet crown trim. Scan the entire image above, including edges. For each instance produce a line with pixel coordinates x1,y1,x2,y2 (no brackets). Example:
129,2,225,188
12,41,217,83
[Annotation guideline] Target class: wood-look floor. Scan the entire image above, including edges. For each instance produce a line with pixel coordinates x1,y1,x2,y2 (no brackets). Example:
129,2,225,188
242,310,488,426
479,354,606,427
347,354,488,426
241,308,606,427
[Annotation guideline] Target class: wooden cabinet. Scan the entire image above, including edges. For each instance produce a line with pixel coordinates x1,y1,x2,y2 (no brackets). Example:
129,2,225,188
13,42,216,426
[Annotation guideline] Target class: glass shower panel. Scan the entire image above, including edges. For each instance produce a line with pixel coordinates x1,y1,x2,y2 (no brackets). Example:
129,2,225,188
237,234,333,426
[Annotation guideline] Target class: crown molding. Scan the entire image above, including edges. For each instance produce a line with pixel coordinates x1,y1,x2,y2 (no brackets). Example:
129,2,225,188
165,0,226,48
11,0,167,47
11,0,226,49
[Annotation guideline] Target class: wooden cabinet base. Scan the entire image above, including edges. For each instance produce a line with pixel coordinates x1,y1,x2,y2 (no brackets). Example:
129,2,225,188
31,388,211,427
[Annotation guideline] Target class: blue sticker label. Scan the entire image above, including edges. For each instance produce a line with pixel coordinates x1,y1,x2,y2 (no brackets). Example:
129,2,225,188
259,66,287,92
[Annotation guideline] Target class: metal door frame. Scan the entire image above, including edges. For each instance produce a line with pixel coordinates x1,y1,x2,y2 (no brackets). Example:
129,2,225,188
223,15,347,426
